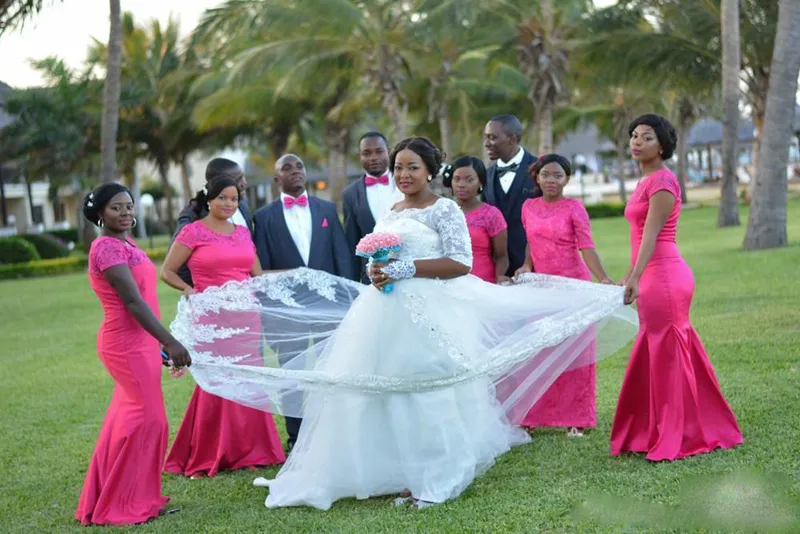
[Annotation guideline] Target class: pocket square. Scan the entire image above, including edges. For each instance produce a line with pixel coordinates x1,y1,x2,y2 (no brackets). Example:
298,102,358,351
321,218,329,228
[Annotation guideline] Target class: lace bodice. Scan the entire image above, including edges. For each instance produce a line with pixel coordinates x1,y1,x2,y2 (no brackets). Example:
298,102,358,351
374,198,473,268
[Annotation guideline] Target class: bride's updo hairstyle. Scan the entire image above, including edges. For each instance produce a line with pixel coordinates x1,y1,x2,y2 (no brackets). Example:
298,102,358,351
389,136,445,178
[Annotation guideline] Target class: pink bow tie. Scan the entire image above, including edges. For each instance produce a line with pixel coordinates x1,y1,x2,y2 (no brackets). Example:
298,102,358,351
365,174,390,187
283,195,308,209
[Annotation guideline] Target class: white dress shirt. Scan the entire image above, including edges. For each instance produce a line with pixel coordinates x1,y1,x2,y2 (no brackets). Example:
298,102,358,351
497,147,524,194
365,173,402,223
281,192,312,266
228,208,248,228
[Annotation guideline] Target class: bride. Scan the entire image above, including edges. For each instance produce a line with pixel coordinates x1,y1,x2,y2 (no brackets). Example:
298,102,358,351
173,137,637,510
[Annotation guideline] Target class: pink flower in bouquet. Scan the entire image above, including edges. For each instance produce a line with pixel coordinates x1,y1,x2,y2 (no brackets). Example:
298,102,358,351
356,232,402,257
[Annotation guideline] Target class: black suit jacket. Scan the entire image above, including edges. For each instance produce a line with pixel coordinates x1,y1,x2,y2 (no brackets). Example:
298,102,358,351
341,176,378,283
169,197,254,286
483,149,541,276
253,196,352,276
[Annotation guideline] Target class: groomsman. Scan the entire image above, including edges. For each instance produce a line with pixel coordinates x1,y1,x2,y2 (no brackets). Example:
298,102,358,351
171,157,253,286
342,132,400,283
253,153,352,450
482,115,540,276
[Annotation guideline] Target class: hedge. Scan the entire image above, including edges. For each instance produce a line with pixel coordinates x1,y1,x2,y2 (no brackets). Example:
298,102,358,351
585,202,626,219
48,228,80,243
20,234,71,259
0,237,41,264
0,247,168,280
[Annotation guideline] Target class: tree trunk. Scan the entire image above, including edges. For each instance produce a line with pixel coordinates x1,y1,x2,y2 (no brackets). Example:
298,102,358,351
386,91,407,143
718,0,741,226
676,115,690,204
537,105,554,155
180,156,193,202
158,163,175,232
743,0,800,250
706,145,714,181
616,138,628,203
747,113,764,202
438,102,452,159
0,167,7,226
325,121,349,206
130,163,146,239
100,0,122,184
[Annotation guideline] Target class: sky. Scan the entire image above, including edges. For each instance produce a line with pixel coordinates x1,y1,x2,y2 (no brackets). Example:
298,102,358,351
0,0,619,89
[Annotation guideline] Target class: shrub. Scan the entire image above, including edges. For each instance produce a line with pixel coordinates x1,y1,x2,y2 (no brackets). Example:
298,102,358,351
48,228,80,243
21,234,71,259
0,256,87,280
0,247,167,280
0,237,41,264
585,202,626,219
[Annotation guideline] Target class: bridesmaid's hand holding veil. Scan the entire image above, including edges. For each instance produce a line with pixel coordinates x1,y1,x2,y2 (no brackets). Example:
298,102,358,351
623,276,639,305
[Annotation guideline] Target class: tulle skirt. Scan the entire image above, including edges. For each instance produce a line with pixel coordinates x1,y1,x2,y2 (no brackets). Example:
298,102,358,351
171,268,638,509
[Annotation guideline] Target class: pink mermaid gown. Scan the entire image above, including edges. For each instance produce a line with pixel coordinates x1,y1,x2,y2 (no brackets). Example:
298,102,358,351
76,237,169,525
164,221,285,477
610,169,743,461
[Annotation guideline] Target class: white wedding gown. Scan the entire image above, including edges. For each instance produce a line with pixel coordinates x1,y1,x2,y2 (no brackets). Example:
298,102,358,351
173,198,637,510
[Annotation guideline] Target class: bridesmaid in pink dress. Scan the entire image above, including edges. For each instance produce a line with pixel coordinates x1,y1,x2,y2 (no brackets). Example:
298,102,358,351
612,114,743,461
515,154,614,437
444,156,510,283
160,175,286,478
76,183,192,525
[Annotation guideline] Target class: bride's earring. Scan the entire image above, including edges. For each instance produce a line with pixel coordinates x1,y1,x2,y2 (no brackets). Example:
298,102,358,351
427,175,433,182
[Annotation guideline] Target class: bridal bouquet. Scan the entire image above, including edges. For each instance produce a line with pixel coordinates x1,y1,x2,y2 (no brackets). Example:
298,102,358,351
356,232,402,294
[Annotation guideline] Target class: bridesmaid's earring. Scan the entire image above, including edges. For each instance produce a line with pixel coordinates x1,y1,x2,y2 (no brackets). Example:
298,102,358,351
98,219,104,228
132,217,137,228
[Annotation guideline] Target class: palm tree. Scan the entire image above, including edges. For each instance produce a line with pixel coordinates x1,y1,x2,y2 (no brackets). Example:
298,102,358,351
0,0,63,33
100,0,122,184
718,0,741,227
197,0,425,144
743,0,800,250
479,0,587,155
577,1,721,203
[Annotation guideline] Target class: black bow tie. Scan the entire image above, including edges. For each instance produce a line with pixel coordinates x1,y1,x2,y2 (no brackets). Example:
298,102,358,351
497,162,519,174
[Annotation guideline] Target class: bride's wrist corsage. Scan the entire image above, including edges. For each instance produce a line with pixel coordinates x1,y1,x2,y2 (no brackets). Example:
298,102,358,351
381,260,416,281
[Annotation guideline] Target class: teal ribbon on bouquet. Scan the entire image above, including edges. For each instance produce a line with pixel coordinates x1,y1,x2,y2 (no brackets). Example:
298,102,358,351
355,232,403,294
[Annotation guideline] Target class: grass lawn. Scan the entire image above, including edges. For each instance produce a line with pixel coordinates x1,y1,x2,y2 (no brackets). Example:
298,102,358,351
1,200,799,533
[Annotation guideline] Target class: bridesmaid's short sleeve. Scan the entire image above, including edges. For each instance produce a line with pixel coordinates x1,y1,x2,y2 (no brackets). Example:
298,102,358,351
571,201,595,249
91,237,128,273
645,170,681,200
485,205,508,237
175,222,200,250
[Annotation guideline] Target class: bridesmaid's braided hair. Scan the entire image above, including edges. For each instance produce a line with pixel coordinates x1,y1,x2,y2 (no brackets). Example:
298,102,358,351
389,136,445,178
82,183,131,226
192,175,239,216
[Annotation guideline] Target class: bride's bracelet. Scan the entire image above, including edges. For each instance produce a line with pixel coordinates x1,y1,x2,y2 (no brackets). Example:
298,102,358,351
381,260,416,280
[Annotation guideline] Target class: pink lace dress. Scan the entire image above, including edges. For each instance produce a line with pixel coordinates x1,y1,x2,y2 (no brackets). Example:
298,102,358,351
76,237,169,525
610,169,742,460
164,222,285,476
464,203,507,283
520,198,597,428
